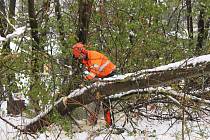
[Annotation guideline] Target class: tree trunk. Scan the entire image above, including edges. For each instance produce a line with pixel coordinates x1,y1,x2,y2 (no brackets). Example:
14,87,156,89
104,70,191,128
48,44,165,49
28,0,40,76
186,0,193,39
39,0,50,40
196,5,205,55
204,17,210,40
28,0,40,47
9,0,16,15
28,0,41,113
77,0,94,44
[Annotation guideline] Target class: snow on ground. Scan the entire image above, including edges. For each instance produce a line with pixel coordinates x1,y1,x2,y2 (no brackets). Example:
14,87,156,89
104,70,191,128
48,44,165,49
0,116,30,140
0,111,210,140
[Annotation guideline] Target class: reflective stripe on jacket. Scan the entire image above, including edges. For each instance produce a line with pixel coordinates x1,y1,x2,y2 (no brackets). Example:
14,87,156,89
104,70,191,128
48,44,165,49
83,50,116,80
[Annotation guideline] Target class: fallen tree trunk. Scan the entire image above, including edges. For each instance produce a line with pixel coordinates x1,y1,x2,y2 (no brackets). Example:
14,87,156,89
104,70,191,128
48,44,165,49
23,55,210,132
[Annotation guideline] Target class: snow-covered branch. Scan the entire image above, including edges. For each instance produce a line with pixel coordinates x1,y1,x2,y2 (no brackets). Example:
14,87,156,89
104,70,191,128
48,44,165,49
0,26,26,42
158,87,210,104
102,54,210,81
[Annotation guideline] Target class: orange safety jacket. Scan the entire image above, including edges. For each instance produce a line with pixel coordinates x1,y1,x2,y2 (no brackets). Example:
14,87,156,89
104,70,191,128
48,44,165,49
105,110,112,126
82,50,116,80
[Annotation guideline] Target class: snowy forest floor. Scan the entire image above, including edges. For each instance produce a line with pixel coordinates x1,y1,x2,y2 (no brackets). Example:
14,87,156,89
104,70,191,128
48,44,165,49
1,109,210,140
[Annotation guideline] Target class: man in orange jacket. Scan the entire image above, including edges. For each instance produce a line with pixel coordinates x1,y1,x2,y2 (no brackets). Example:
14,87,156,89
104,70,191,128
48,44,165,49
72,42,116,127
72,42,116,80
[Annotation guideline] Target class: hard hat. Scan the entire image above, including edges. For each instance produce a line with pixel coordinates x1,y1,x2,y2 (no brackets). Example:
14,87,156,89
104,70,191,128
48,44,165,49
72,42,87,58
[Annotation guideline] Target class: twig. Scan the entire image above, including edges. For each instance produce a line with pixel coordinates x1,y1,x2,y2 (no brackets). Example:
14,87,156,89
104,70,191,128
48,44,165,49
0,11,15,31
0,116,36,138
55,127,62,140
163,119,178,134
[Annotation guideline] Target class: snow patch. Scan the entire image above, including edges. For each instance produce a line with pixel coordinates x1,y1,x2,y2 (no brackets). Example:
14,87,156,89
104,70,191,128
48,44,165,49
0,36,6,41
72,132,89,140
0,101,7,115
6,26,26,39
0,26,26,43
167,30,188,39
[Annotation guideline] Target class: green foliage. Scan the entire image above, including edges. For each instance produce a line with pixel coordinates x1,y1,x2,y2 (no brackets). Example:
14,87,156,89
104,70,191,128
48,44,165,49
50,109,73,134
88,0,203,73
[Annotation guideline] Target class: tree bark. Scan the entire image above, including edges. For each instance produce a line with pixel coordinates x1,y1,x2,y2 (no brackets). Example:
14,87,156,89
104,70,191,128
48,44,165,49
28,0,40,47
204,17,210,40
39,0,50,40
28,0,40,77
196,5,205,55
9,0,16,17
186,0,193,39
28,0,42,113
77,0,94,44
23,55,210,132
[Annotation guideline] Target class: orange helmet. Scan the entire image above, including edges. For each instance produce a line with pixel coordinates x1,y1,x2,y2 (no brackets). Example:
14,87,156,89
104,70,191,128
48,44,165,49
72,42,87,58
